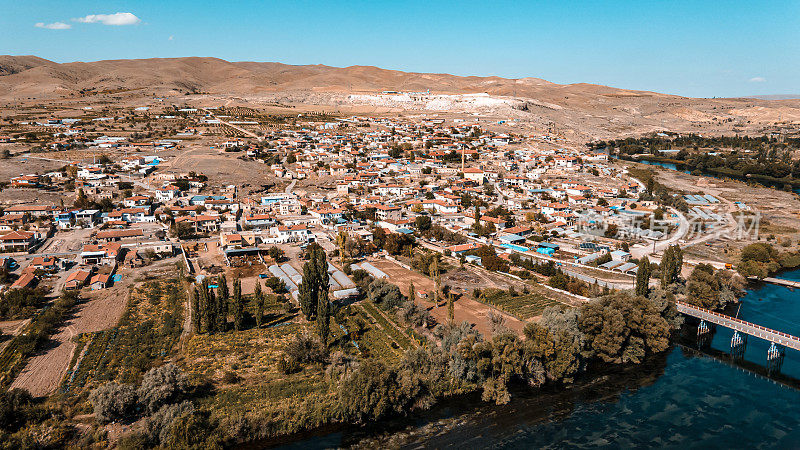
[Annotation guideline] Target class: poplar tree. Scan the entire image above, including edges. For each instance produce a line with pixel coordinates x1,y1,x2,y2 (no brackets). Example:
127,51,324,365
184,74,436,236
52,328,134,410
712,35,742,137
316,289,330,345
660,245,683,288
217,274,229,331
447,292,454,324
298,244,329,320
407,281,415,303
431,258,440,302
190,286,201,333
233,278,244,331
205,280,217,333
635,256,651,297
254,280,264,328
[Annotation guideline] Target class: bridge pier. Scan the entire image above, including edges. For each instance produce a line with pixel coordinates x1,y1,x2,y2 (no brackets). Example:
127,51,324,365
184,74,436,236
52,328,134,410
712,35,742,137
767,342,785,375
730,331,747,361
696,320,714,348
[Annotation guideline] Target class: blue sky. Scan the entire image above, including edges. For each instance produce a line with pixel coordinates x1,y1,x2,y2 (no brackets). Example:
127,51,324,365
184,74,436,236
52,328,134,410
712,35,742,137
3,1,799,98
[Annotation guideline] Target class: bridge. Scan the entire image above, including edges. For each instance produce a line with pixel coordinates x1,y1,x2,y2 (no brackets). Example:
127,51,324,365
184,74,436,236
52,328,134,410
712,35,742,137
761,277,800,289
676,301,800,352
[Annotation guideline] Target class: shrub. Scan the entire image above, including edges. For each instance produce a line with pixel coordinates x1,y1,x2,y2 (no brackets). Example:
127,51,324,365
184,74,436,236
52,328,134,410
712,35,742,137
137,363,188,414
367,279,403,309
89,382,138,423
143,401,196,445
0,389,36,432
283,332,328,369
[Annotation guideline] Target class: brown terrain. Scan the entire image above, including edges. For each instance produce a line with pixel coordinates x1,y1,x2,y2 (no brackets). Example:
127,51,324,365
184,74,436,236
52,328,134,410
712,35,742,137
1,55,799,141
8,258,181,397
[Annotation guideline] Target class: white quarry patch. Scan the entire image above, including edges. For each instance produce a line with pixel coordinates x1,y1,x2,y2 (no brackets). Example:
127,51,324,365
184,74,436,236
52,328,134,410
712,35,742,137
346,92,523,113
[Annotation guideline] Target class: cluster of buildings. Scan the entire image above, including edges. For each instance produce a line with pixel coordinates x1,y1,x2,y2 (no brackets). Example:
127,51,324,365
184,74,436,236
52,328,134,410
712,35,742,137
1,108,682,294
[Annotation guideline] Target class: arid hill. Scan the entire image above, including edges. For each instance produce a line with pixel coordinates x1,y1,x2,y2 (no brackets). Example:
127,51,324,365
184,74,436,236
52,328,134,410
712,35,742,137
1,55,798,140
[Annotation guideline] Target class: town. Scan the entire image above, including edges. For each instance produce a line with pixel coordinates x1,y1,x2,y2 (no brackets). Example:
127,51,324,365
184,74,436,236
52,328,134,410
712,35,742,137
0,91,798,448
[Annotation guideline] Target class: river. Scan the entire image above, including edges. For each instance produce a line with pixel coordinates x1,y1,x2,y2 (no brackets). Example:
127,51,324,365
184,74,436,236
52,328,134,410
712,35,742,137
277,270,800,449
634,157,800,195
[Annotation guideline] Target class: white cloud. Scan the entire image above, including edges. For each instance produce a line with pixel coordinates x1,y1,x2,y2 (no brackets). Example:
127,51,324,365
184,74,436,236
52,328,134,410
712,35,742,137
749,77,766,83
73,12,141,26
169,35,174,41
35,22,71,30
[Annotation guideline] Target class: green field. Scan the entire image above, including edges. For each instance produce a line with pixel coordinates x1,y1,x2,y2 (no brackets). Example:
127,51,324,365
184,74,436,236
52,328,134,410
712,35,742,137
477,288,560,319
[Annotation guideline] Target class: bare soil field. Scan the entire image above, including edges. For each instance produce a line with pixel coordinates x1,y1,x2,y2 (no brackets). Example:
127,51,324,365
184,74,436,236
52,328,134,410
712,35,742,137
9,284,129,397
8,258,179,397
370,259,526,337
0,319,29,353
158,145,277,191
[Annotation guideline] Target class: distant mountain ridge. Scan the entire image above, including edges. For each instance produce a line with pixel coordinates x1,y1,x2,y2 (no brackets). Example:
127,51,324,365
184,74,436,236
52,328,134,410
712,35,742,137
0,55,663,100
1,55,798,140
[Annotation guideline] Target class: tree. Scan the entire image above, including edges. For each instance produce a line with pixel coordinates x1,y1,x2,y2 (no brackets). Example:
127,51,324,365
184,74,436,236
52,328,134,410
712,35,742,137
635,256,651,297
407,281,416,303
254,280,264,328
316,290,330,345
415,215,432,231
367,279,403,309
578,292,672,364
267,246,285,262
660,244,683,288
190,287,200,333
337,360,419,423
90,382,138,423
298,244,328,320
137,363,188,414
447,293,455,324
217,274,229,332
232,278,244,331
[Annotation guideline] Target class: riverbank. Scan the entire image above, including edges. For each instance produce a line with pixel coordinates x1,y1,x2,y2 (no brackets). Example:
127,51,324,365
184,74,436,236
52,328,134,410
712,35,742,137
619,154,800,192
267,272,800,448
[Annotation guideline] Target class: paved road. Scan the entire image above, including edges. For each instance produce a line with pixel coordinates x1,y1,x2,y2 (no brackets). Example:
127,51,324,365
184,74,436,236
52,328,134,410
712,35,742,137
13,252,79,260
118,174,156,192
630,207,689,259
285,179,297,194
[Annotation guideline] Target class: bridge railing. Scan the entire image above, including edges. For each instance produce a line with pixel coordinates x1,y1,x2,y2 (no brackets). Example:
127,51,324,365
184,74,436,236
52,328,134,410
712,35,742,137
676,301,799,343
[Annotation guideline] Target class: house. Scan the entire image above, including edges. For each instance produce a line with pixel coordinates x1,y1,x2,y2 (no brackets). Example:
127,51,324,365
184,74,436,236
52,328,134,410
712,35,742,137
11,272,37,289
535,242,560,256
123,196,150,208
80,242,123,265
463,167,485,185
10,175,40,188
374,205,402,221
272,224,314,243
0,231,36,252
479,215,506,231
75,209,101,227
610,250,631,261
502,225,534,237
64,269,91,290
156,185,181,201
0,214,27,231
205,198,240,212
89,273,112,290
446,243,481,255
124,250,145,268
175,215,220,233
29,256,59,272
243,214,275,230
4,205,56,218
540,202,571,219
105,208,153,224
